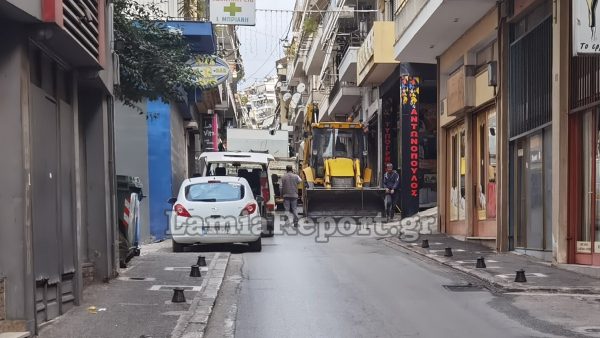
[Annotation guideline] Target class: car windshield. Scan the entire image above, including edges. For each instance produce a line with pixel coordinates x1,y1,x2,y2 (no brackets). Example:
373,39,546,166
185,182,244,202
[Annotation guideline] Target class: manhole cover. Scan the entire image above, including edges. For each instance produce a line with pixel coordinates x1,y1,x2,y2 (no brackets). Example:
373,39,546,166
442,283,485,292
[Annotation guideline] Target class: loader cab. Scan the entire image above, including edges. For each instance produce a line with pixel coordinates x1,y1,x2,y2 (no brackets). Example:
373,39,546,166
311,126,366,176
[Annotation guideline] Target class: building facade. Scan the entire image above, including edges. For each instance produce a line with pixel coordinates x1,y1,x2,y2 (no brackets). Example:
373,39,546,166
0,0,117,334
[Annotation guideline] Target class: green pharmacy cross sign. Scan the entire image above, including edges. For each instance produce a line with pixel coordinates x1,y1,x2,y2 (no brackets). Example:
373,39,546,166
210,0,256,26
224,3,242,16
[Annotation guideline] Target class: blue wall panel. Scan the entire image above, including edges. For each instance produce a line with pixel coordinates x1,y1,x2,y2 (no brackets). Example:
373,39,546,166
147,100,172,240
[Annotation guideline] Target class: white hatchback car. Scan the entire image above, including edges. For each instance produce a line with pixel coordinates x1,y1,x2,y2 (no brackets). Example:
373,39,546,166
169,176,262,252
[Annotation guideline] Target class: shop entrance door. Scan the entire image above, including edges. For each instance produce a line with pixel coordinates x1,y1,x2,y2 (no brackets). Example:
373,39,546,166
472,108,497,238
576,109,600,265
447,123,467,235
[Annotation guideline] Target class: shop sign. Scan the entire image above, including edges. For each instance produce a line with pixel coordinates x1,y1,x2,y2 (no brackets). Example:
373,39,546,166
400,75,421,217
357,29,374,72
402,76,420,198
191,55,231,89
202,114,219,152
210,0,256,26
577,241,592,253
573,0,600,54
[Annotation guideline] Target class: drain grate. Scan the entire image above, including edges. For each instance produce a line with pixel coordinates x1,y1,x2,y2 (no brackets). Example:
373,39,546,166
442,283,485,292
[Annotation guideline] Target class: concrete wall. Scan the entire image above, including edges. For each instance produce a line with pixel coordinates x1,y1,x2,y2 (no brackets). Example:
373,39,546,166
114,101,152,243
170,105,188,197
0,21,30,323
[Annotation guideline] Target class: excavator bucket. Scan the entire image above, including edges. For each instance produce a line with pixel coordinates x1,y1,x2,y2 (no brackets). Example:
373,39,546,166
303,187,386,218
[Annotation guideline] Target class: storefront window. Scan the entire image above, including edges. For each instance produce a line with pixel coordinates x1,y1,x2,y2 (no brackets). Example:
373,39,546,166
512,127,552,250
579,109,600,254
475,110,498,221
449,126,466,222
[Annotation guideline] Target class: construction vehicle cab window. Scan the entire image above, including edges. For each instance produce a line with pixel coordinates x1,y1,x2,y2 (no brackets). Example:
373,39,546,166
302,118,385,217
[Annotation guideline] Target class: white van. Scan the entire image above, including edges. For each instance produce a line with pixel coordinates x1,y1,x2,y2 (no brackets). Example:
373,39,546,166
198,152,276,236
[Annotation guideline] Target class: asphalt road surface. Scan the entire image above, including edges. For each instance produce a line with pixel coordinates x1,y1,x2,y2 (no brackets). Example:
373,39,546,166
205,218,600,338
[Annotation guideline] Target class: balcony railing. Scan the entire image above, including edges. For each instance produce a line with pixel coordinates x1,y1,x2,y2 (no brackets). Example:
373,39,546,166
328,80,357,105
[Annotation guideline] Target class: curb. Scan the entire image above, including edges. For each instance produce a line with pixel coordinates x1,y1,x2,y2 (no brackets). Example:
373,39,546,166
383,237,600,295
171,252,231,338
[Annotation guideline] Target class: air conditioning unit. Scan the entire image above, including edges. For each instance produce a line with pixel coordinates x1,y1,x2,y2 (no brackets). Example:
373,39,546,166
446,65,475,116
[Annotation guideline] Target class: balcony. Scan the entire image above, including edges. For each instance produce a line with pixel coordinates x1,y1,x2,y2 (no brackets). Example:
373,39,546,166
317,91,331,122
304,25,326,76
357,22,399,86
327,80,361,120
339,46,359,83
393,0,496,63
288,53,306,86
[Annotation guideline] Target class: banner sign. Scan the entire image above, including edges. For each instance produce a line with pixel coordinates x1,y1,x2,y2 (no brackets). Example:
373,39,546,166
202,115,218,152
400,75,420,217
191,55,230,89
210,0,256,26
573,0,600,54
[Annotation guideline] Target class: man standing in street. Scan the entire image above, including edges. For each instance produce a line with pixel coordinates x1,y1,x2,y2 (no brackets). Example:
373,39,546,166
281,165,302,226
383,163,400,222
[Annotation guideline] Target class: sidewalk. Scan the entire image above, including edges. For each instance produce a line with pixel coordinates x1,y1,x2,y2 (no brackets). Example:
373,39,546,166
38,241,230,338
385,234,600,294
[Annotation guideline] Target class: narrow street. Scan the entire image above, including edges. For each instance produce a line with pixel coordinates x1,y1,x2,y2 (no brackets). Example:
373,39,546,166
203,217,600,338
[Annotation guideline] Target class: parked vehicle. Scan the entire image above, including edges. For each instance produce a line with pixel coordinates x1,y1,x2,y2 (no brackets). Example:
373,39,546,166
226,128,299,210
197,151,276,236
169,176,262,252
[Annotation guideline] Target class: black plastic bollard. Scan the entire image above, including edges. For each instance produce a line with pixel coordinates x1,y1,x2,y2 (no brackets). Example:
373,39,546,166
197,256,207,267
190,265,201,277
476,256,486,268
514,269,527,283
444,247,453,257
421,239,429,248
172,287,186,303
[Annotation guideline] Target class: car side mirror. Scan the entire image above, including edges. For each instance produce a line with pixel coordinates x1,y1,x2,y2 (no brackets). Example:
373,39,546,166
167,197,177,205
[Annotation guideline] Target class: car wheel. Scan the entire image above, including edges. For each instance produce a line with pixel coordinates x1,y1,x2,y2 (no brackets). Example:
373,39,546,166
248,237,262,252
172,240,185,252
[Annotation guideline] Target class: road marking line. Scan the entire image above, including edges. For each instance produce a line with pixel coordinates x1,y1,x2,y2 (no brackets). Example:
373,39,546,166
164,267,209,272
118,277,156,281
495,273,548,279
149,285,202,292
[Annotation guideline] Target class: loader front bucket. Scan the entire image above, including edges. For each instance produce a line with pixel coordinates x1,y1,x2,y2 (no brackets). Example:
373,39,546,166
303,187,386,217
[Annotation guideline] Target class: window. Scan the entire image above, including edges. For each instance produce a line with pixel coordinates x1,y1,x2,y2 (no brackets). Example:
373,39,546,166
449,126,466,222
185,182,244,202
475,41,497,72
475,109,497,221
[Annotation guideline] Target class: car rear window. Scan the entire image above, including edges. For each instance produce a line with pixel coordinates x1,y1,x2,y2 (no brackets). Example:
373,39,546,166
185,182,244,202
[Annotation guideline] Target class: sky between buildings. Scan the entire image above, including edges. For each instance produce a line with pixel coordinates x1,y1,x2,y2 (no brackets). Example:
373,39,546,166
238,0,295,90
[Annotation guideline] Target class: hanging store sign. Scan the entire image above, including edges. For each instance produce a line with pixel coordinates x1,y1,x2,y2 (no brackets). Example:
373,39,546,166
210,0,256,26
191,55,231,89
202,114,219,152
401,75,420,217
573,0,600,54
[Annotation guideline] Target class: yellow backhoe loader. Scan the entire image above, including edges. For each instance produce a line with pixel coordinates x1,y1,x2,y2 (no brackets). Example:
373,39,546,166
301,104,385,217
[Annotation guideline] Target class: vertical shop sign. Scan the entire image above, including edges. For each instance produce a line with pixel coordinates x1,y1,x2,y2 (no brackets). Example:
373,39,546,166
401,75,420,217
202,116,215,152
